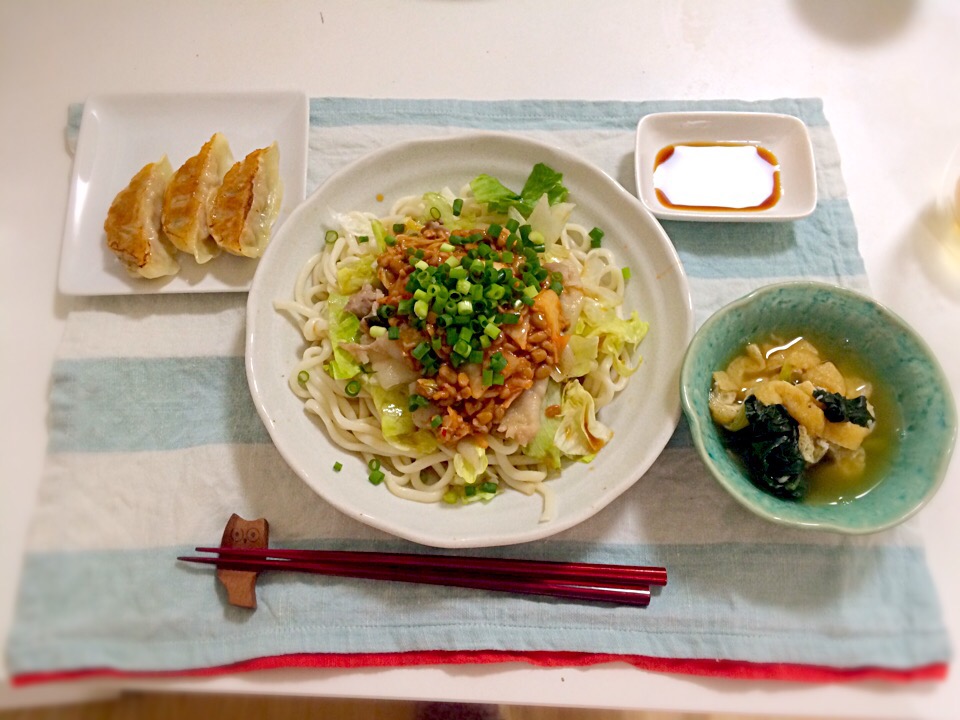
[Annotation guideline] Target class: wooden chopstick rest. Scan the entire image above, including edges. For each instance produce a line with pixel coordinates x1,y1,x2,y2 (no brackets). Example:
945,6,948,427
216,513,269,609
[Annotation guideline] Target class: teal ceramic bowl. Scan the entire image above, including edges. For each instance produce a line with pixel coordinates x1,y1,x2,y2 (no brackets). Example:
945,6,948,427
680,281,957,534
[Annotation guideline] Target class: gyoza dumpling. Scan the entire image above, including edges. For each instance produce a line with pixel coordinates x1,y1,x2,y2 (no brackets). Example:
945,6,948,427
103,156,180,279
209,142,283,258
161,132,233,264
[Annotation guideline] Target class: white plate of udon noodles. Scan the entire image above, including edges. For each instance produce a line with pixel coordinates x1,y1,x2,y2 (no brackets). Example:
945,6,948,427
246,132,693,548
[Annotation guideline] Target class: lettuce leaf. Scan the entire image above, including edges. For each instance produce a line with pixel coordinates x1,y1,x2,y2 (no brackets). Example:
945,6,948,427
521,163,568,207
470,162,569,217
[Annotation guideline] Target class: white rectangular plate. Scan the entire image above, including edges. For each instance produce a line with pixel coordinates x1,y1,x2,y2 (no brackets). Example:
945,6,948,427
59,92,309,295
635,111,817,222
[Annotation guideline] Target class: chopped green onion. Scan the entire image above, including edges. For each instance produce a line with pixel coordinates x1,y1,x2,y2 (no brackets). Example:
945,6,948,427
333,461,343,472
431,414,443,429
622,266,632,280
480,481,498,494
393,222,405,234
388,326,400,340
457,299,473,315
384,235,397,246
414,299,429,319
368,469,385,485
408,394,430,411
589,227,604,248
464,485,478,497
487,223,502,238
430,206,441,220
412,342,431,361
358,235,369,243
368,458,381,471
297,370,310,385
440,242,455,253
325,229,339,244
344,380,361,397
369,325,386,338
453,339,472,357
452,198,464,216
442,490,458,504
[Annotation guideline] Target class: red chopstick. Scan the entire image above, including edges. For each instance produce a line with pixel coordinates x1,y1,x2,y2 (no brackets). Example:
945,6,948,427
179,547,666,607
193,546,668,586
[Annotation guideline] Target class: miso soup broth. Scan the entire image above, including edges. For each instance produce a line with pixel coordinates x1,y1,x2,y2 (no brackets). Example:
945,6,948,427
712,332,902,505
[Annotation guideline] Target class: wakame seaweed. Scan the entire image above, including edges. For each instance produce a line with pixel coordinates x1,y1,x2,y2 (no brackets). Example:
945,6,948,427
812,389,874,427
729,395,807,500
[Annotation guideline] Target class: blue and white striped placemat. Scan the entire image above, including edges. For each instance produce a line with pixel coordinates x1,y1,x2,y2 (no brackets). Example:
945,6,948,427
6,98,949,679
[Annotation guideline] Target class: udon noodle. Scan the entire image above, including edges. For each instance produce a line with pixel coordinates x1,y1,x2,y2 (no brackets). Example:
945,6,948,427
275,168,648,520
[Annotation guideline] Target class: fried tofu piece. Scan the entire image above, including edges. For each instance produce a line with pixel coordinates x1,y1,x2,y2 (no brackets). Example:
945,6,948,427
803,361,847,395
752,379,826,438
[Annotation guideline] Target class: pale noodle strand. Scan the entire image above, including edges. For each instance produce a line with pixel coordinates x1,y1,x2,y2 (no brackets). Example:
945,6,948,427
536,483,556,522
277,189,641,519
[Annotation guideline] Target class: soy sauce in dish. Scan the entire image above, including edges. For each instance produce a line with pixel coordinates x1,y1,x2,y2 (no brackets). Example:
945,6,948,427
653,142,781,212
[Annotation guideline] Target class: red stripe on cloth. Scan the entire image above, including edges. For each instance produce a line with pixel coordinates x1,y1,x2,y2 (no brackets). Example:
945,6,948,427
12,650,948,687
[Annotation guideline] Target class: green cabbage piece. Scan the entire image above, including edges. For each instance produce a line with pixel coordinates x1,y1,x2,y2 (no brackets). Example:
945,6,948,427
367,383,438,454
422,192,477,230
326,292,362,380
526,194,574,247
553,380,613,457
370,218,388,251
523,380,563,470
561,334,600,379
576,299,649,376
453,438,488,484
337,253,379,294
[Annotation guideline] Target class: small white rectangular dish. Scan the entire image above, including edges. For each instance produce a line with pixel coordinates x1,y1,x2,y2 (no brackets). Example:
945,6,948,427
59,91,309,295
635,111,817,222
